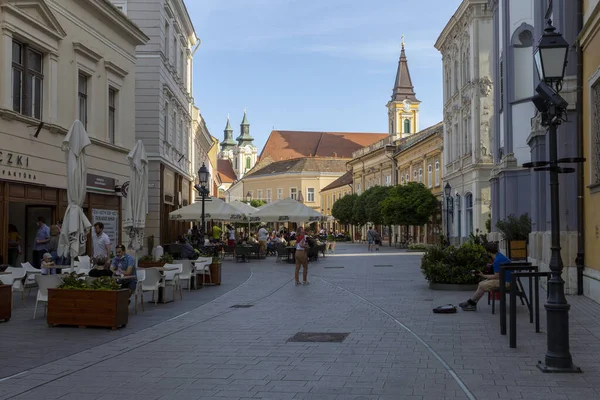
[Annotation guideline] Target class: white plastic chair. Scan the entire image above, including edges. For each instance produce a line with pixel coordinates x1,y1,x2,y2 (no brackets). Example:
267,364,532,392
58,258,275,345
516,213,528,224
33,274,63,319
137,268,163,309
5,267,27,302
175,260,194,291
163,263,183,301
21,262,41,296
193,257,213,285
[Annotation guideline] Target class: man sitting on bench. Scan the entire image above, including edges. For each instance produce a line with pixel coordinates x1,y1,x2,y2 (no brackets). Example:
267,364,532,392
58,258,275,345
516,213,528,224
459,242,510,311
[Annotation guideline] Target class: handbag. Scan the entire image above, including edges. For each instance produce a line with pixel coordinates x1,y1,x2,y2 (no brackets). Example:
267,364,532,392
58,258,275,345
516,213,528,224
432,304,457,314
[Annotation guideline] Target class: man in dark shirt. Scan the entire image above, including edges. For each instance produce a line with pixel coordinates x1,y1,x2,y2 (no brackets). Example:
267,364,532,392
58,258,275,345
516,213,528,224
179,236,196,259
459,242,511,311
88,257,113,278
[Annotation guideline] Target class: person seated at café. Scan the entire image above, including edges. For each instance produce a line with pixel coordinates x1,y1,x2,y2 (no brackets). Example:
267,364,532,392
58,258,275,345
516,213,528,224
89,256,113,278
179,235,196,259
41,252,56,275
110,244,137,293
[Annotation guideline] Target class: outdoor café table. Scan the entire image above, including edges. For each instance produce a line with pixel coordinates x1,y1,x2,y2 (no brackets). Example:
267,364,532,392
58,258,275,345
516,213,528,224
151,265,179,304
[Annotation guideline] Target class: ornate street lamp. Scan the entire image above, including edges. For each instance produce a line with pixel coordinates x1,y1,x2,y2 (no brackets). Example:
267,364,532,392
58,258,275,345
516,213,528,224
246,191,252,202
444,182,452,245
194,163,210,244
524,19,583,373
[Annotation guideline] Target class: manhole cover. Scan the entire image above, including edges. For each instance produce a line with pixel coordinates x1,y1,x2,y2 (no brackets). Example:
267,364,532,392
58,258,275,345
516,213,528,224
288,332,349,343
324,266,344,269
230,304,253,308
373,265,393,268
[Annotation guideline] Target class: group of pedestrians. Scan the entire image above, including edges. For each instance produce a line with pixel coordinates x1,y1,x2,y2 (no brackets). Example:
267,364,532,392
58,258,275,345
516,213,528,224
366,226,382,251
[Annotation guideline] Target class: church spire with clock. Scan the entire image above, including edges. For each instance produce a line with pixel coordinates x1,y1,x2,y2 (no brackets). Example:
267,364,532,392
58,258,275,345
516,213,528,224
386,35,421,138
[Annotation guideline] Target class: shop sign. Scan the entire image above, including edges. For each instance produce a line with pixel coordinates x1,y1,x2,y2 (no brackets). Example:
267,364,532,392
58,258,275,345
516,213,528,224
0,150,36,182
91,209,119,253
87,174,115,193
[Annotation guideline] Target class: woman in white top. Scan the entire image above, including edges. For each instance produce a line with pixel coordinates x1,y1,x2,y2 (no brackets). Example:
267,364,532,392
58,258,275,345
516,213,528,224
294,227,309,285
227,225,235,247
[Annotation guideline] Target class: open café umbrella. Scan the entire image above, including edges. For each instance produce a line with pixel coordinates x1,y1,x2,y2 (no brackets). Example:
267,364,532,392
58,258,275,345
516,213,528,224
123,140,148,251
58,120,92,259
230,200,258,231
247,198,322,223
169,197,246,222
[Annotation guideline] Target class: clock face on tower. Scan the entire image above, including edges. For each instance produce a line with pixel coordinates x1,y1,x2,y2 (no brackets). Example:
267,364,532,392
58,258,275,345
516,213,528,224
403,101,411,112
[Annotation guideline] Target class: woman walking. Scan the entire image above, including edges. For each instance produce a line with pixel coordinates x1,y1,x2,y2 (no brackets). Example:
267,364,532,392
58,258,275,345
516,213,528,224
294,226,309,285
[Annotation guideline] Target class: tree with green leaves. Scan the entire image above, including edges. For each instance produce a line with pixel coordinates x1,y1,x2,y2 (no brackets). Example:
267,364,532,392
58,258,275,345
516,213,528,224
331,193,358,225
364,185,393,226
243,199,266,208
381,182,439,230
352,190,370,227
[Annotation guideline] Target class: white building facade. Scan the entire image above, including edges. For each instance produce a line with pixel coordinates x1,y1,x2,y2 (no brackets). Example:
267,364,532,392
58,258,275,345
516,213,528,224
435,0,494,244
115,0,199,246
0,0,147,264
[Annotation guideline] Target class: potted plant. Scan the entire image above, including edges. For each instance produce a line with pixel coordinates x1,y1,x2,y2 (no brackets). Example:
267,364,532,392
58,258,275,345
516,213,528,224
208,256,222,285
421,243,490,290
137,254,165,269
0,278,11,322
495,213,531,260
47,274,129,329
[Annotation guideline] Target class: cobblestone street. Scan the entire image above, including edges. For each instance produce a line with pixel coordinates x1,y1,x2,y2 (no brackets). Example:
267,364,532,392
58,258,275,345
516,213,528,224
2,243,600,400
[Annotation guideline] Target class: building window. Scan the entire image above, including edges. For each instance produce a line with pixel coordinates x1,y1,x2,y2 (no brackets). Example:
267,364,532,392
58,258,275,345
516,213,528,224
418,168,423,183
78,73,88,128
454,59,459,93
171,110,176,145
405,173,409,183
277,188,283,200
245,157,251,170
356,183,361,194
427,164,432,188
413,169,418,181
266,189,272,202
435,161,440,186
307,188,315,202
385,175,391,186
465,192,473,236
108,88,117,144
164,102,169,140
164,22,170,57
593,81,600,183
179,48,184,77
179,118,184,152
401,175,405,185
404,119,411,134
12,40,43,120
257,190,263,200
290,188,297,200
456,194,462,238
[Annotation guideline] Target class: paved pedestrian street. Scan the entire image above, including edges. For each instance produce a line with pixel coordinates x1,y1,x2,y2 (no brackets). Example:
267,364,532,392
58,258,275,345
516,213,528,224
2,244,600,400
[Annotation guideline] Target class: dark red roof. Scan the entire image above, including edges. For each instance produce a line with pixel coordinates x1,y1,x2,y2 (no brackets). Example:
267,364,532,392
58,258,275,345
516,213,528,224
321,170,353,192
217,159,237,183
259,130,388,161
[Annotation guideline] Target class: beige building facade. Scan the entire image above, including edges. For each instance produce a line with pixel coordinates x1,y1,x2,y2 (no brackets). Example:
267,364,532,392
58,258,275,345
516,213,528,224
0,0,148,264
320,171,353,232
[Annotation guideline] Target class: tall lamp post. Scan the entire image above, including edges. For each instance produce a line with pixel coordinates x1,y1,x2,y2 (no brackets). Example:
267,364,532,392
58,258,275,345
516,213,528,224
444,182,452,246
524,19,584,373
194,163,210,244
246,191,252,203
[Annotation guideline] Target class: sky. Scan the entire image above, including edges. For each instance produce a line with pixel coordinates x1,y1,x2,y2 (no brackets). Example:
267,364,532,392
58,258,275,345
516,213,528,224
187,0,462,151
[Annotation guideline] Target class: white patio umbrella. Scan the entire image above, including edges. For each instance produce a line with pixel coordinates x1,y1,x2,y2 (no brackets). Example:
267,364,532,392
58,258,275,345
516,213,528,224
123,140,148,252
58,120,92,259
230,200,258,215
169,197,246,222
247,198,323,223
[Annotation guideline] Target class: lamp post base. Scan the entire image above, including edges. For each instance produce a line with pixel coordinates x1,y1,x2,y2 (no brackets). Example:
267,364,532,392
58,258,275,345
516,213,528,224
537,361,582,374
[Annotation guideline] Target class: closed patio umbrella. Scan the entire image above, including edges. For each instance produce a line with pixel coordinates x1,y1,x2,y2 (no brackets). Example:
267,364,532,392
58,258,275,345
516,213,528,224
247,198,322,223
58,120,92,259
169,197,246,222
123,140,148,251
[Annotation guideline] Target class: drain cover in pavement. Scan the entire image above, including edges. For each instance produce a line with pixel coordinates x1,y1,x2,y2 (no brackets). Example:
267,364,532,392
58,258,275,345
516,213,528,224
230,304,253,308
324,266,344,269
287,332,350,343
373,265,393,268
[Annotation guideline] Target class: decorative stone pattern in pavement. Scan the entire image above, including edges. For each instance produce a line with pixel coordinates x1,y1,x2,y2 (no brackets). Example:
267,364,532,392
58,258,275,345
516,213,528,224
0,244,599,400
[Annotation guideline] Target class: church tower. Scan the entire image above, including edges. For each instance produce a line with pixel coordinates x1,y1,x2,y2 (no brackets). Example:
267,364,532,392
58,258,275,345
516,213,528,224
387,36,421,139
219,115,237,160
233,109,257,179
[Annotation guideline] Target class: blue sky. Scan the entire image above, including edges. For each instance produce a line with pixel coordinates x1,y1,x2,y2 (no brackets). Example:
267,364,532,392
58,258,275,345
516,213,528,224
188,0,461,151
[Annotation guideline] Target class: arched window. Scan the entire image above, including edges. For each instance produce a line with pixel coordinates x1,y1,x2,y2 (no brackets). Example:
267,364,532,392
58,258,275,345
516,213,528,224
404,119,411,134
245,157,251,170
435,161,440,186
401,175,405,185
454,59,459,93
418,168,423,183
427,164,433,188
465,193,473,236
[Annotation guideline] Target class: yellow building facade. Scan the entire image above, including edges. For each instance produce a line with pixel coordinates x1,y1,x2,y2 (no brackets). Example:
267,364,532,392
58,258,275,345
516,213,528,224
320,171,353,232
580,0,600,302
394,123,444,243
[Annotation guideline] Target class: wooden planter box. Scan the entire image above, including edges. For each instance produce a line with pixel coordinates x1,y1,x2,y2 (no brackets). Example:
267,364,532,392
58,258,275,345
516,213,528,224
47,289,129,329
138,261,165,269
209,262,221,285
508,240,527,260
0,285,12,322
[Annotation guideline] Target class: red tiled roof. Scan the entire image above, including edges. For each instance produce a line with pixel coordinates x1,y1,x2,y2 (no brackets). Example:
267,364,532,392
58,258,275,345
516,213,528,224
217,159,237,183
259,130,388,161
246,158,347,178
321,170,353,192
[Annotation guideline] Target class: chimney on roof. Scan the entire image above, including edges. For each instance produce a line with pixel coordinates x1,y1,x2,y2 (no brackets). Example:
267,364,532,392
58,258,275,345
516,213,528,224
333,152,337,158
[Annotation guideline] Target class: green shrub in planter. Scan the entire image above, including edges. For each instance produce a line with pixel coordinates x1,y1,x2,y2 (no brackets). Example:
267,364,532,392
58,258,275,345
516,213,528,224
408,243,432,251
421,243,489,285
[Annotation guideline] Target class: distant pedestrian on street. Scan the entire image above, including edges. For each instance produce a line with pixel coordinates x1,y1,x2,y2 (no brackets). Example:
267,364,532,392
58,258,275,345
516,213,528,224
373,228,381,251
367,226,374,251
294,226,309,285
